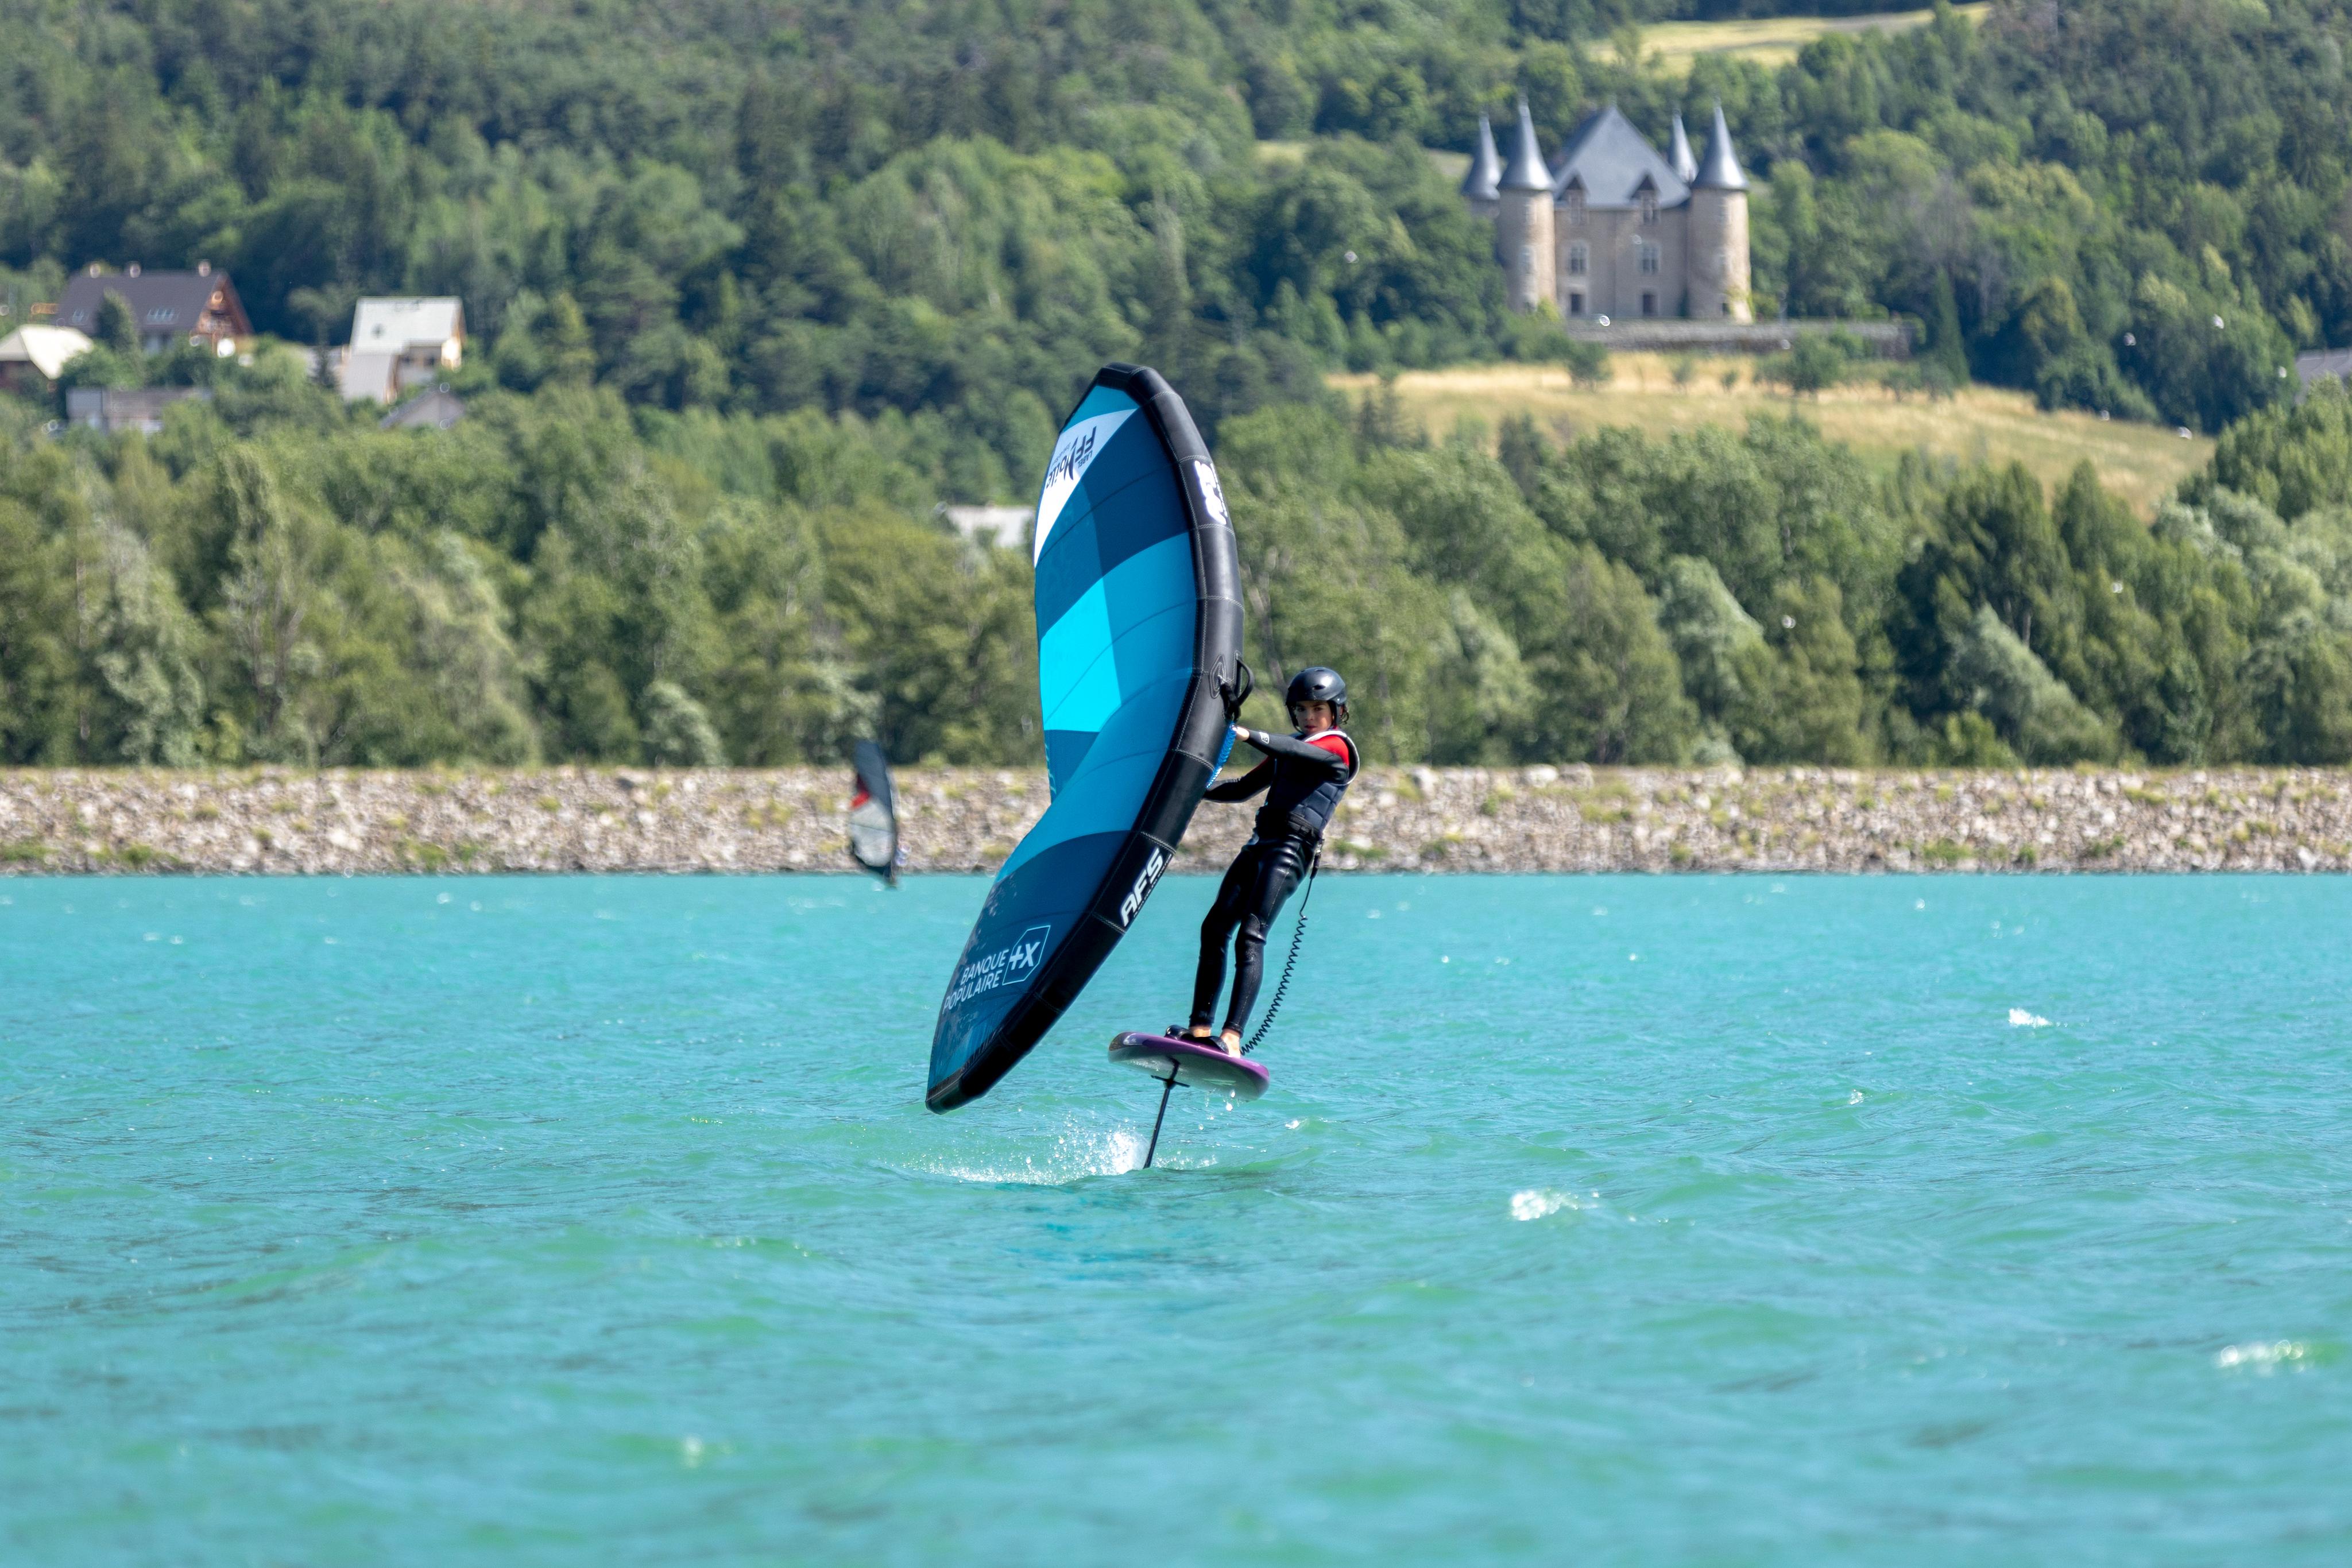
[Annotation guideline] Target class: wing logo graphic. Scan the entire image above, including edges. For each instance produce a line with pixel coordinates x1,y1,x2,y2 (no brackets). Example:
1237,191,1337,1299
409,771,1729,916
1045,428,1097,488
1033,408,1135,562
943,923,1054,1012
1117,846,1170,928
1188,458,1229,529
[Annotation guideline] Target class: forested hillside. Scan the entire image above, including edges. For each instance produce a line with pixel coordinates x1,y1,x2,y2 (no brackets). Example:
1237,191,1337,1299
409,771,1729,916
6,0,2352,772
6,363,2352,771
8,0,2352,454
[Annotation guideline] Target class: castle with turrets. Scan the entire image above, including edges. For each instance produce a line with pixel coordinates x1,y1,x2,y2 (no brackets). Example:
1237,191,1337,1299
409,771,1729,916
1463,100,1752,324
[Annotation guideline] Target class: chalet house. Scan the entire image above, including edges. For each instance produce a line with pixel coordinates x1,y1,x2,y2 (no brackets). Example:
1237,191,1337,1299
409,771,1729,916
65,386,212,435
339,297,465,403
0,326,92,393
56,264,250,355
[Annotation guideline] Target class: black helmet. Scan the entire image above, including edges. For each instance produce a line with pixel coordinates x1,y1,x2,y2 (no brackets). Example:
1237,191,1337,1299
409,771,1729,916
1285,667,1347,710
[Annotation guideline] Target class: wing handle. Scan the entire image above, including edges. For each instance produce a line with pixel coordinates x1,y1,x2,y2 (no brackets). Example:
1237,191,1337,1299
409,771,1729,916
1222,660,1254,721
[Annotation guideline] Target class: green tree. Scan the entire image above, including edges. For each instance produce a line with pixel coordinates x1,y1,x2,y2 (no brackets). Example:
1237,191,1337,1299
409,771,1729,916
57,291,148,392
203,450,335,762
1735,578,1873,764
94,290,138,357
1496,411,1547,503
1562,338,1611,390
1767,334,1852,400
82,520,207,764
2195,380,2352,523
0,475,76,761
1947,603,2119,762
817,508,1037,764
390,532,537,764
544,295,598,390
1927,269,1968,384
1423,589,1536,764
1893,463,2081,724
1655,553,1770,755
1537,547,1696,764
641,679,726,765
699,496,874,764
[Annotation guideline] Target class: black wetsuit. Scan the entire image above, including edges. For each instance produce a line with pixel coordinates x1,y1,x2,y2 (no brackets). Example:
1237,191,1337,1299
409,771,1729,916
1190,727,1359,1037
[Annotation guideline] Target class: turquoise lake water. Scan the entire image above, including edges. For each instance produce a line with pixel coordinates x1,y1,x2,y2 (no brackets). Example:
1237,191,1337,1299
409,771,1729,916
4,873,2347,1563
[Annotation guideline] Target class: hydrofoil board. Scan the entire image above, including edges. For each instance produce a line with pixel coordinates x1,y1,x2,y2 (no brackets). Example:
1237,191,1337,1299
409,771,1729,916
1108,1031,1270,1101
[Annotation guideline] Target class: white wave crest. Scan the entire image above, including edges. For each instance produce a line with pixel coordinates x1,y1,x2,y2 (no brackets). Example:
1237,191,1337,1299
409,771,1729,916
924,1121,1148,1184
2214,1340,2310,1373
2009,1008,2052,1028
1510,1188,1586,1222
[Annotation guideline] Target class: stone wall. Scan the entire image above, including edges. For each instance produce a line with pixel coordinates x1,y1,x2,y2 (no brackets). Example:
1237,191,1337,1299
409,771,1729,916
4,765,2349,874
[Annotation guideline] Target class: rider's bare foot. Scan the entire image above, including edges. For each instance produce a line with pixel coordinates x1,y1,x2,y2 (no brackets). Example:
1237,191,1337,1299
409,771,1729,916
1218,1029,1244,1056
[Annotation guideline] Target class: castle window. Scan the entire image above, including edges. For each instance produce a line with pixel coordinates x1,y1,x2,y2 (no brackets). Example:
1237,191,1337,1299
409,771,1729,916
1566,243,1588,277
1564,186,1585,223
1638,242,1661,275
1641,190,1659,224
1568,291,1584,315
1641,292,1657,316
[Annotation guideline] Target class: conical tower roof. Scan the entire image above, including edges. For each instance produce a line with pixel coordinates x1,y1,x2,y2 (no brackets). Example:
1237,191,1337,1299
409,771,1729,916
1695,103,1748,191
1669,113,1699,184
1500,99,1550,192
1461,114,1502,201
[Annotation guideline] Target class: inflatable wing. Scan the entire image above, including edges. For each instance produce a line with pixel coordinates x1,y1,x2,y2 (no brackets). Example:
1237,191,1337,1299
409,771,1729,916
848,738,898,884
926,365,1243,1112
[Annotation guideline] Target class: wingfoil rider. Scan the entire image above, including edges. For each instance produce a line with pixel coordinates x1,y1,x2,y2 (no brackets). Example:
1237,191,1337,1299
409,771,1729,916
1185,667,1359,1055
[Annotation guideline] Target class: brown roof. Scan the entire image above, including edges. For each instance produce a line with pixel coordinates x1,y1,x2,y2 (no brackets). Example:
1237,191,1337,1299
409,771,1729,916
56,268,252,340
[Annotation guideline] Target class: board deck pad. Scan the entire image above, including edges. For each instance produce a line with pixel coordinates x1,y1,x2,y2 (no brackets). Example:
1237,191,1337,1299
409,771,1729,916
1108,1031,1271,1101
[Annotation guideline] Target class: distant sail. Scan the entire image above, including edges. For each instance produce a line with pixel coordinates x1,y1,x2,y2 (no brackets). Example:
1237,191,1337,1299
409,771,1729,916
848,739,898,884
926,365,1244,1112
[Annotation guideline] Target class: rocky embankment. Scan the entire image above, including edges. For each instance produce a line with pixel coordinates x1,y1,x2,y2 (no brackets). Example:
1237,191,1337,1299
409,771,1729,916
2,765,2349,875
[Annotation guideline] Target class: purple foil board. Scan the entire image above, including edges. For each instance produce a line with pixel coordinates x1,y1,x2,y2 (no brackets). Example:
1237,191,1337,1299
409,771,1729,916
1108,1032,1271,1101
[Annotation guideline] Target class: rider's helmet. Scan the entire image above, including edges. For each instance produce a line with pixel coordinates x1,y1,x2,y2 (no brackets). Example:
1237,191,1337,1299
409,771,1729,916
1285,667,1348,730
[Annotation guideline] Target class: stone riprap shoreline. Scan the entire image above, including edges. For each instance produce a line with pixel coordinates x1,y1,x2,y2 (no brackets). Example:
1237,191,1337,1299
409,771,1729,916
3,765,2349,874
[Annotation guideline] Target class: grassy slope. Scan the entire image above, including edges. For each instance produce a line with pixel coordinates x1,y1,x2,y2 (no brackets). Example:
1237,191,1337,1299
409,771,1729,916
1600,4,1987,73
1329,356,2212,516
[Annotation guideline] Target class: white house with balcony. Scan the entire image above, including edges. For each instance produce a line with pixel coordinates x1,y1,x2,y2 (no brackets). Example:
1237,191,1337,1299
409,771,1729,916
338,298,465,404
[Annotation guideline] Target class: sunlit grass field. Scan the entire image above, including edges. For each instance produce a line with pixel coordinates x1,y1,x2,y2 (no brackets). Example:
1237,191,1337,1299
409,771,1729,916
1599,3,1987,73
1329,356,2211,516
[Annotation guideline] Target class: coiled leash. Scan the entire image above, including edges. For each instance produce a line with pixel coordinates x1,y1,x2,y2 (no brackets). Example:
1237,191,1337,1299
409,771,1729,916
1243,838,1321,1056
